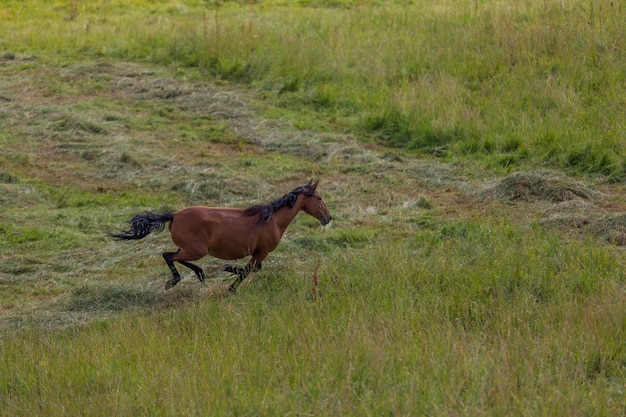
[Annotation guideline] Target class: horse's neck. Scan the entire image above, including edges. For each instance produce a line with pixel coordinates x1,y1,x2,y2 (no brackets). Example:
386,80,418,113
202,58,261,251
273,196,304,232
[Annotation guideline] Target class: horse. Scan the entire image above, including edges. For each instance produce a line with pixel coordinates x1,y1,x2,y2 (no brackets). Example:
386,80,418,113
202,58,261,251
111,180,332,292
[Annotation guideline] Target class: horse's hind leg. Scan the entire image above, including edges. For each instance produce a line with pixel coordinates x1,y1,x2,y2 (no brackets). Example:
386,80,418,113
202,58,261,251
163,252,207,290
178,260,206,285
163,251,182,290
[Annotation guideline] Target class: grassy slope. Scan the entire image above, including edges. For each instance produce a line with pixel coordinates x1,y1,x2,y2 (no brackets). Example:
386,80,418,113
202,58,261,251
2,0,625,175
1,1,626,416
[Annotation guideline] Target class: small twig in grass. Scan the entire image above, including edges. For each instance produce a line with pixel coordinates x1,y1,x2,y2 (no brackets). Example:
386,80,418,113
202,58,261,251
69,0,79,20
312,260,320,302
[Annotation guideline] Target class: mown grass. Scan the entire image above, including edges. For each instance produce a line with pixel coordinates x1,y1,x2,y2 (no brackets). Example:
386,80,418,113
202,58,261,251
2,0,626,415
2,0,623,176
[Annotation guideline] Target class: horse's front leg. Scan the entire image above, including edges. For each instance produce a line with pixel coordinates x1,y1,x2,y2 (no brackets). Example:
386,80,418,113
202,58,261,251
223,259,263,293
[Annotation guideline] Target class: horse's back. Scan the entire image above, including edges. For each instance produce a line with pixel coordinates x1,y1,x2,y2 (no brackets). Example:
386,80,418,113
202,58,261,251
174,206,242,221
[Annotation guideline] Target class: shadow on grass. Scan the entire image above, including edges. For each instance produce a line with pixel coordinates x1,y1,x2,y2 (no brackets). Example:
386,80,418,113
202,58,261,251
63,280,232,314
0,280,233,334
65,284,158,313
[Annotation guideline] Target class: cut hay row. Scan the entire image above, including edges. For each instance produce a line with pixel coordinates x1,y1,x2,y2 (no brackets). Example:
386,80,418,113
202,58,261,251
483,171,595,203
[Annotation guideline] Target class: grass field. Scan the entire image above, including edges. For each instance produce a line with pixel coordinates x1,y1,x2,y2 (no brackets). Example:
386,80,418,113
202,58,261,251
1,1,626,415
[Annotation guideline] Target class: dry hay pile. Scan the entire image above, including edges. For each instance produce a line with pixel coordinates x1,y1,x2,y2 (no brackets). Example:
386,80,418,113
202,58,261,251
483,171,594,203
548,214,626,247
587,214,626,246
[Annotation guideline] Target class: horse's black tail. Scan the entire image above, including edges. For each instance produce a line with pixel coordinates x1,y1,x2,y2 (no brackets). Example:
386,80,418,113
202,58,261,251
110,212,174,240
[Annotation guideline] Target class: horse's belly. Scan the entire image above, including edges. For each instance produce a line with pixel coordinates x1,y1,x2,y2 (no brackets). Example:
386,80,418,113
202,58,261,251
207,247,252,260
206,236,256,260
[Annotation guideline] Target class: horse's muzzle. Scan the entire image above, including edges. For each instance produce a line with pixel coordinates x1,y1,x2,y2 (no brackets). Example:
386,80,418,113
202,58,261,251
320,214,332,225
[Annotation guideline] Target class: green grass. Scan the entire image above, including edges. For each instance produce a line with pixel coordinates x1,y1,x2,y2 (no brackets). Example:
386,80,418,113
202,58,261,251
2,0,624,176
1,0,626,415
126,1,572,176
2,226,626,415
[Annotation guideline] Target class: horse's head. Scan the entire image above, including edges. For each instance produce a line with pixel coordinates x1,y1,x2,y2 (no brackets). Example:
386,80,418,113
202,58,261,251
301,180,332,226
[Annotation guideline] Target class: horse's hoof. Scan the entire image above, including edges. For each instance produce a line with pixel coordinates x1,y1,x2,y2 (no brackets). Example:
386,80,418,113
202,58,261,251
221,264,233,273
165,279,176,291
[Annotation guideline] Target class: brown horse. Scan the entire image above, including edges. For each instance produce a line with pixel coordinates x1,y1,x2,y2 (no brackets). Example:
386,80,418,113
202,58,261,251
111,181,332,292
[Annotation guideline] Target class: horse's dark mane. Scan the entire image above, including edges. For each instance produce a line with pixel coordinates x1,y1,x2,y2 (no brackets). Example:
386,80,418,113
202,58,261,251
244,184,313,224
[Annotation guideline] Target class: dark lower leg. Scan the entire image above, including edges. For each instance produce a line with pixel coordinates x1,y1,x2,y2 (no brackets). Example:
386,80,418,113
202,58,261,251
226,262,262,293
227,270,247,293
163,252,182,290
178,260,206,284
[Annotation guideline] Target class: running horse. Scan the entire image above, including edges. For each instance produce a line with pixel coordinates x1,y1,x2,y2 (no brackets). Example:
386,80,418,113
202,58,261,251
111,181,332,292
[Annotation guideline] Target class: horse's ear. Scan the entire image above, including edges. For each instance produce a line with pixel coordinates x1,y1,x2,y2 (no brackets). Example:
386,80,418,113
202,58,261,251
310,180,318,192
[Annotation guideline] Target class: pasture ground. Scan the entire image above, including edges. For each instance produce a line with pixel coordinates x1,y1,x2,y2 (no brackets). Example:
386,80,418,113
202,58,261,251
1,1,626,415
3,56,624,331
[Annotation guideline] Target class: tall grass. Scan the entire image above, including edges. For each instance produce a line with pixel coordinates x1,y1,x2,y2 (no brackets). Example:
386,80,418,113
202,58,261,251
2,223,626,415
1,0,624,176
